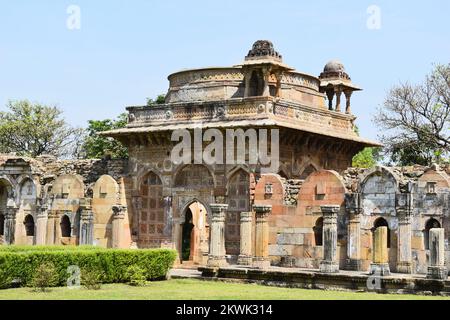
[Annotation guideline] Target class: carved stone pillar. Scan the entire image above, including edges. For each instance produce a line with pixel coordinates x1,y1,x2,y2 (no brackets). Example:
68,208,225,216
253,204,272,269
274,71,283,98
112,205,126,248
427,228,447,280
79,206,94,245
243,70,252,98
345,193,362,270
46,211,57,245
238,212,253,265
370,226,390,276
334,88,342,112
35,205,48,245
207,204,228,267
4,204,17,245
344,90,353,114
319,205,340,273
396,191,413,273
262,67,271,97
326,89,335,110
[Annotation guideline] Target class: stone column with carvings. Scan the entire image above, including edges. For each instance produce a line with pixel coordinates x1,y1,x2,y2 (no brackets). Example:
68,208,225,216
238,212,253,265
112,205,126,248
344,90,352,114
396,191,413,273
46,211,57,245
334,88,342,112
319,205,340,273
427,228,447,280
4,204,17,245
35,204,48,245
262,67,271,97
345,193,362,271
253,204,272,269
207,204,228,267
79,206,94,245
370,226,390,276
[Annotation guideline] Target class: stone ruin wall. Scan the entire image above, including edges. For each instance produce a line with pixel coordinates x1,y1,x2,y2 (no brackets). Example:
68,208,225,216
254,164,450,274
0,155,130,248
1,151,450,275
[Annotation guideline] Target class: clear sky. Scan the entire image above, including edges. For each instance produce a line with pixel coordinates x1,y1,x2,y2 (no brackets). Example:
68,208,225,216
1,0,449,141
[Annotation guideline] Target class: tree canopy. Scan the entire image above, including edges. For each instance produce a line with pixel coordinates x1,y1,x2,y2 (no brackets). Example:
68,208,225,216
0,100,83,158
82,113,128,159
374,63,450,166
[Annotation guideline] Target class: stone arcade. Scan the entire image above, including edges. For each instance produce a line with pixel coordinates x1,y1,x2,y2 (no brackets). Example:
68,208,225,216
1,41,450,282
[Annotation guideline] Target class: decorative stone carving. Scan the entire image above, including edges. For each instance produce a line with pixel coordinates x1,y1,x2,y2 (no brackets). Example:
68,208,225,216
207,204,228,267
253,204,272,269
237,212,253,265
319,205,340,273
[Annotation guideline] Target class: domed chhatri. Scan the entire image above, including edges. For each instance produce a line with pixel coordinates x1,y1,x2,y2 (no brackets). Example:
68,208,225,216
320,59,351,81
245,40,282,62
324,60,345,73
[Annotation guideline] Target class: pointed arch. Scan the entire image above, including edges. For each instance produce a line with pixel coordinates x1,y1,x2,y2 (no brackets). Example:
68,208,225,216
173,164,215,189
226,168,250,255
138,171,166,248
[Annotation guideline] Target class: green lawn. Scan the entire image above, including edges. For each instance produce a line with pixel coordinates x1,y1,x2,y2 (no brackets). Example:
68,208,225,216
0,279,448,300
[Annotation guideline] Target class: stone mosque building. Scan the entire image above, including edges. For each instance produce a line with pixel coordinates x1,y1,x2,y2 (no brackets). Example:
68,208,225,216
1,41,449,278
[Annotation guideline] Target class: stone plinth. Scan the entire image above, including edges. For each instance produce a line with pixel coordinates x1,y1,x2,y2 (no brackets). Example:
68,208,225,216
207,204,228,267
427,228,447,280
253,205,272,269
370,226,390,276
238,212,253,266
319,205,340,273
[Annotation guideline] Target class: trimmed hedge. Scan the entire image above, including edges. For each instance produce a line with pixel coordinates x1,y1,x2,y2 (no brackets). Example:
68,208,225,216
0,248,177,289
0,245,99,252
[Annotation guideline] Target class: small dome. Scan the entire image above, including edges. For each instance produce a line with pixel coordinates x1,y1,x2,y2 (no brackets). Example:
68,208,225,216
323,60,345,73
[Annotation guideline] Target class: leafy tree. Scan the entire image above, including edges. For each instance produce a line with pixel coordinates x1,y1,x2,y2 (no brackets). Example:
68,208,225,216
146,94,166,106
0,100,83,158
351,125,381,168
82,113,128,159
352,147,380,168
374,64,450,166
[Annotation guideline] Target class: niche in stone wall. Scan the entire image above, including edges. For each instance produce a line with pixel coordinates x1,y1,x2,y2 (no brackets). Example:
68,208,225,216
92,175,119,247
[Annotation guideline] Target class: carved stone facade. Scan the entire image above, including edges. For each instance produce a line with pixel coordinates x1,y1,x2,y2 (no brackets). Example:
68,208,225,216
2,41,450,279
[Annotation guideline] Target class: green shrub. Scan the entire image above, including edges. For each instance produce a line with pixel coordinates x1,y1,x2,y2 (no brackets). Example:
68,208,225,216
81,268,103,290
0,248,177,289
125,265,147,286
31,262,58,292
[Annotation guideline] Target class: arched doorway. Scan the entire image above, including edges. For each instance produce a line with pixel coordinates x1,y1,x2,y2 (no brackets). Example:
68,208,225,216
180,201,209,265
61,215,71,238
313,217,323,246
139,171,166,248
373,217,390,248
226,169,250,255
0,213,4,243
24,214,35,245
424,218,441,250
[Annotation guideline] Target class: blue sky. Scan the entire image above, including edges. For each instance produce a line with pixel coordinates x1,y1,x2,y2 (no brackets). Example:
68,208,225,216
0,0,449,141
